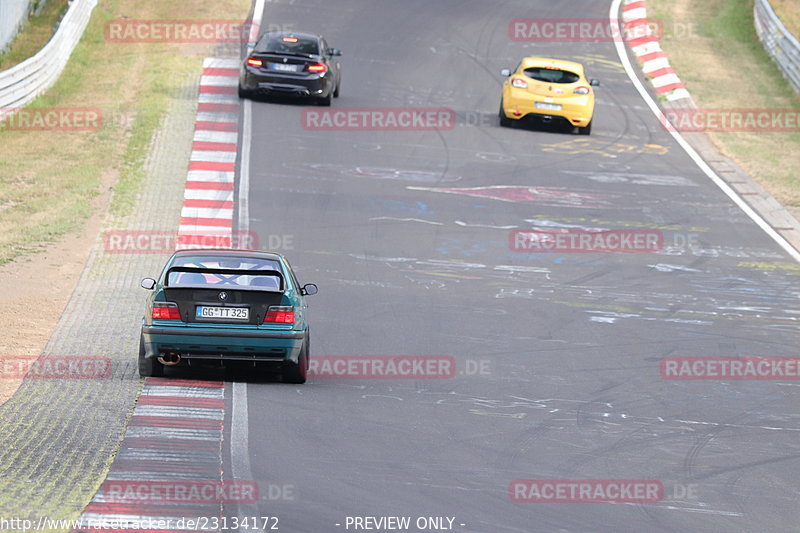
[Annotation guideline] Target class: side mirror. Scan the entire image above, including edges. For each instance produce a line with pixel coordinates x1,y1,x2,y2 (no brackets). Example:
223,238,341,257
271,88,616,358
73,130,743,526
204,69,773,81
328,48,342,57
301,283,318,296
141,278,156,290
500,68,511,77
590,79,600,87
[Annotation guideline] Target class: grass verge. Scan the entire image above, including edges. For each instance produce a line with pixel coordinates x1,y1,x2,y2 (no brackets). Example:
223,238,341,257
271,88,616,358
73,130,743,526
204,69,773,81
0,0,70,70
0,0,249,264
648,0,800,210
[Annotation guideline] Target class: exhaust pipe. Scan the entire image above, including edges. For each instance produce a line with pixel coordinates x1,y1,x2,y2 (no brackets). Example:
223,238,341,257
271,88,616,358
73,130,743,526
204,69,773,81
158,352,181,366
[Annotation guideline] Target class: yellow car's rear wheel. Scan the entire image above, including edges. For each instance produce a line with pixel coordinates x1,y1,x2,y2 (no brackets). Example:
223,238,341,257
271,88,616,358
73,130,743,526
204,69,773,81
499,100,513,127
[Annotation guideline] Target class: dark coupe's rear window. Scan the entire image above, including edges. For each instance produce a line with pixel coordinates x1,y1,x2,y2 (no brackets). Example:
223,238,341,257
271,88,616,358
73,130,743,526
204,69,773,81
255,34,320,56
524,68,580,84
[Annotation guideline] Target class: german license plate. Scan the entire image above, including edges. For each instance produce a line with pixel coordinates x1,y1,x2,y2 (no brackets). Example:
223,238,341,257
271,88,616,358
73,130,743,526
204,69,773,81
535,102,562,111
272,63,299,72
196,306,249,320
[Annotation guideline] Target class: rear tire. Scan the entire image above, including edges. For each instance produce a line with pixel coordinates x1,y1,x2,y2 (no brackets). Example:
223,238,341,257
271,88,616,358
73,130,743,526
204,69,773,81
499,101,512,127
138,334,163,378
282,340,308,384
333,82,340,98
317,92,332,106
238,84,250,100
578,120,592,135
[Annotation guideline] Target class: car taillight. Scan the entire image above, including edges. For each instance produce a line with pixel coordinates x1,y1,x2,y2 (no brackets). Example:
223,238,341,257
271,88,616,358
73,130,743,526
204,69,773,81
307,63,327,73
152,302,181,320
511,77,528,89
246,57,263,67
573,86,590,95
264,306,295,324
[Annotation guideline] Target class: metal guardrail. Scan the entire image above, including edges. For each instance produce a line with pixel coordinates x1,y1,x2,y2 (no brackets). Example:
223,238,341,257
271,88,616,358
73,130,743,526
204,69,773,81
0,0,32,53
0,0,98,111
754,0,800,93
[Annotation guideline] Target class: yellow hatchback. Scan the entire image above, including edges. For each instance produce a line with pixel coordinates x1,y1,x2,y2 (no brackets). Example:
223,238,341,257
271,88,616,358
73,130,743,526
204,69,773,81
499,57,599,135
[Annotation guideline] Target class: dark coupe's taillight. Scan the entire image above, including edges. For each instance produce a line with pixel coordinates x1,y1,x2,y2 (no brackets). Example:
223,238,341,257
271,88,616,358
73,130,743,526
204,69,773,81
152,302,181,320
246,57,263,67
264,306,295,324
307,62,327,73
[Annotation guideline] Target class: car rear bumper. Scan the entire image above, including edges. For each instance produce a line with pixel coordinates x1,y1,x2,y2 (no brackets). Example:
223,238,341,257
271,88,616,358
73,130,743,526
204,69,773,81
503,90,593,127
240,69,331,98
142,325,305,363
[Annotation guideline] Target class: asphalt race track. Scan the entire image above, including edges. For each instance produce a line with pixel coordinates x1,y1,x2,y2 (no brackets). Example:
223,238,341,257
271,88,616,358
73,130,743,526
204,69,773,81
215,0,800,531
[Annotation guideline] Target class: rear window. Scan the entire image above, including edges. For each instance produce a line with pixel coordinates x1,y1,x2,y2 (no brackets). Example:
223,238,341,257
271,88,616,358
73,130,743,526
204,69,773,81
256,34,320,56
168,271,282,289
172,255,281,271
167,255,284,289
523,68,580,84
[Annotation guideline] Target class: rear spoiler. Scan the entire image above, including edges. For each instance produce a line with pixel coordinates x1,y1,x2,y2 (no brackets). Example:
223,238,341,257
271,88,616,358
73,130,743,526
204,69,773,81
164,266,286,292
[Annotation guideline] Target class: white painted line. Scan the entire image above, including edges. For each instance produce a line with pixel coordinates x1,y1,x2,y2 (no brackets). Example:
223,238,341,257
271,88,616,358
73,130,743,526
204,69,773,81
610,0,800,262
651,73,682,87
198,92,239,104
642,57,670,72
622,6,647,20
187,169,235,182
124,425,222,440
193,129,238,143
238,99,252,242
196,111,239,123
231,381,264,532
141,386,225,399
105,470,218,480
116,447,219,463
178,225,233,234
204,57,241,68
178,224,233,235
247,0,266,54
184,188,234,201
666,88,691,101
631,41,661,56
190,150,238,163
132,405,224,420
181,206,235,219
200,75,239,87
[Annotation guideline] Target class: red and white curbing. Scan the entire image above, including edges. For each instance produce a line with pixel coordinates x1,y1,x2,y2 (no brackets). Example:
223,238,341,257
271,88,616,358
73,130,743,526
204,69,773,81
73,379,226,531
622,0,691,102
73,58,246,533
177,58,242,250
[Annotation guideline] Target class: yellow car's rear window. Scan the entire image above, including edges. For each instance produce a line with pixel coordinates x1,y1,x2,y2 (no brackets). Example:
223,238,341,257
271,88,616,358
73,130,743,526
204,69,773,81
524,67,580,84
